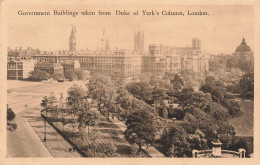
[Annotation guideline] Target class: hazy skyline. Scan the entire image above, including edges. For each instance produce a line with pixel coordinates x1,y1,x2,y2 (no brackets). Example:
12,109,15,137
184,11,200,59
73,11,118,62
7,4,254,54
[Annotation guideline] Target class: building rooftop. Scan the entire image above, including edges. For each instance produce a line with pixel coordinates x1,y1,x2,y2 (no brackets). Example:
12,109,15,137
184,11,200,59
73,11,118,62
235,38,252,53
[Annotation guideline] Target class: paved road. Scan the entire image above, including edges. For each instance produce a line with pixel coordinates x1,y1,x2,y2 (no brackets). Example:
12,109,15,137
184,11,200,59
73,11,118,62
7,110,52,157
7,80,85,157
28,113,81,157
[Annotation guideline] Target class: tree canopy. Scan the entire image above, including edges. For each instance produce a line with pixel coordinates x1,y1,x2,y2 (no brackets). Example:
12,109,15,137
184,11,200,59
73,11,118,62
125,110,165,150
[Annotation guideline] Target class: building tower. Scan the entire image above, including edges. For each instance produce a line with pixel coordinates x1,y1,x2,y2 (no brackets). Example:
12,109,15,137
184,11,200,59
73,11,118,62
134,31,144,54
105,39,110,51
69,26,76,54
192,38,201,50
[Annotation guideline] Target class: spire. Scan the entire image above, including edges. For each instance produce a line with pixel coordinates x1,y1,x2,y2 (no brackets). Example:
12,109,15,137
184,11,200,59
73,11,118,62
69,26,76,53
105,39,110,51
133,30,144,54
71,25,76,34
242,37,245,43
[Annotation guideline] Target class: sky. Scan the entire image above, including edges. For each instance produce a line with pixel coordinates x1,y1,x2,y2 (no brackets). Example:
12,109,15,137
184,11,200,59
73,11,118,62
7,4,254,54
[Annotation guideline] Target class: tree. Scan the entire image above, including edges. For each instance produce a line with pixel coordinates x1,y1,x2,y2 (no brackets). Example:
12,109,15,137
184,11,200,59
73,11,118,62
226,55,253,74
41,92,57,117
152,85,167,105
74,69,90,80
7,106,15,121
227,68,243,80
116,87,132,110
111,69,126,87
239,73,254,99
103,140,118,157
28,69,50,81
178,88,212,112
168,107,185,120
222,100,240,117
78,110,99,136
170,74,184,91
228,138,249,157
159,106,168,118
67,85,87,117
207,102,229,120
64,70,77,81
126,81,153,101
179,71,203,89
7,105,17,131
161,126,191,157
187,129,208,151
51,72,64,80
125,110,165,151
200,76,241,115
87,74,117,121
181,105,235,147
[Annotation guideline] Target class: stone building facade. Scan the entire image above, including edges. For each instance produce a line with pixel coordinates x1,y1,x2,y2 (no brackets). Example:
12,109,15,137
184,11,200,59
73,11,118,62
142,39,208,76
208,38,254,72
34,63,63,75
7,59,35,80
9,28,209,78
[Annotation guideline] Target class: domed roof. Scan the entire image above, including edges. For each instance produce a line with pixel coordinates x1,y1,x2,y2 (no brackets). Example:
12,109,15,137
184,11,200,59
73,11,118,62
235,38,251,53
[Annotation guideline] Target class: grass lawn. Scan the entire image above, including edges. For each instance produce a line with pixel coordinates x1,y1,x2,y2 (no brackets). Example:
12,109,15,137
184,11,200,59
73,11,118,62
228,100,254,137
47,110,150,157
228,99,254,154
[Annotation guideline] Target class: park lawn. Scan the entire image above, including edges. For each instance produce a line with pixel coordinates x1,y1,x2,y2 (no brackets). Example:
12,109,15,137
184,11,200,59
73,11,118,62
48,111,150,157
228,100,254,137
228,99,254,154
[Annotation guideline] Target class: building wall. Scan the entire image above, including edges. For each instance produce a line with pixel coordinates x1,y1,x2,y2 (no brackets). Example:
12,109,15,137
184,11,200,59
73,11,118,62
7,60,35,80
30,38,208,77
35,63,63,75
22,60,36,78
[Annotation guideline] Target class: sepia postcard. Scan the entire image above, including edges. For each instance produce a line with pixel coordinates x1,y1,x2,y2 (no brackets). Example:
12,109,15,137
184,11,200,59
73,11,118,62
0,0,259,165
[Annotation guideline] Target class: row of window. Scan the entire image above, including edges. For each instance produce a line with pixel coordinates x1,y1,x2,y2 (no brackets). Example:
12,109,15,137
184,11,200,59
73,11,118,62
7,64,23,69
95,64,124,69
7,70,23,77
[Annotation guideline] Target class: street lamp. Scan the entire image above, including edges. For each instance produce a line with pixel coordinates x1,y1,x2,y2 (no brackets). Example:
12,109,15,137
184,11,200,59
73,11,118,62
43,108,48,142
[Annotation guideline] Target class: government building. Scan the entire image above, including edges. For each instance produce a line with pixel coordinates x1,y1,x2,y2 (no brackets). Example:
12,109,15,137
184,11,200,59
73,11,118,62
209,38,254,73
8,27,209,79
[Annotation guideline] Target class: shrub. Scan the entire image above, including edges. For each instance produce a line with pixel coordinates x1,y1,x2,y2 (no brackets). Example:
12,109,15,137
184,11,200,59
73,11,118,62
51,72,64,80
223,100,240,117
159,106,168,118
28,69,50,81
168,107,185,120
228,138,249,157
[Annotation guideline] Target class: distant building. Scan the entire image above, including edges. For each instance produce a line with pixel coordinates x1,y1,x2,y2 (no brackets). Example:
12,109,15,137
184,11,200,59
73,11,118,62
11,27,209,78
34,63,63,75
142,44,167,76
62,59,80,74
8,47,39,60
209,38,254,72
208,54,230,72
7,59,35,80
134,31,144,54
235,38,253,60
142,39,208,76
234,38,254,72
